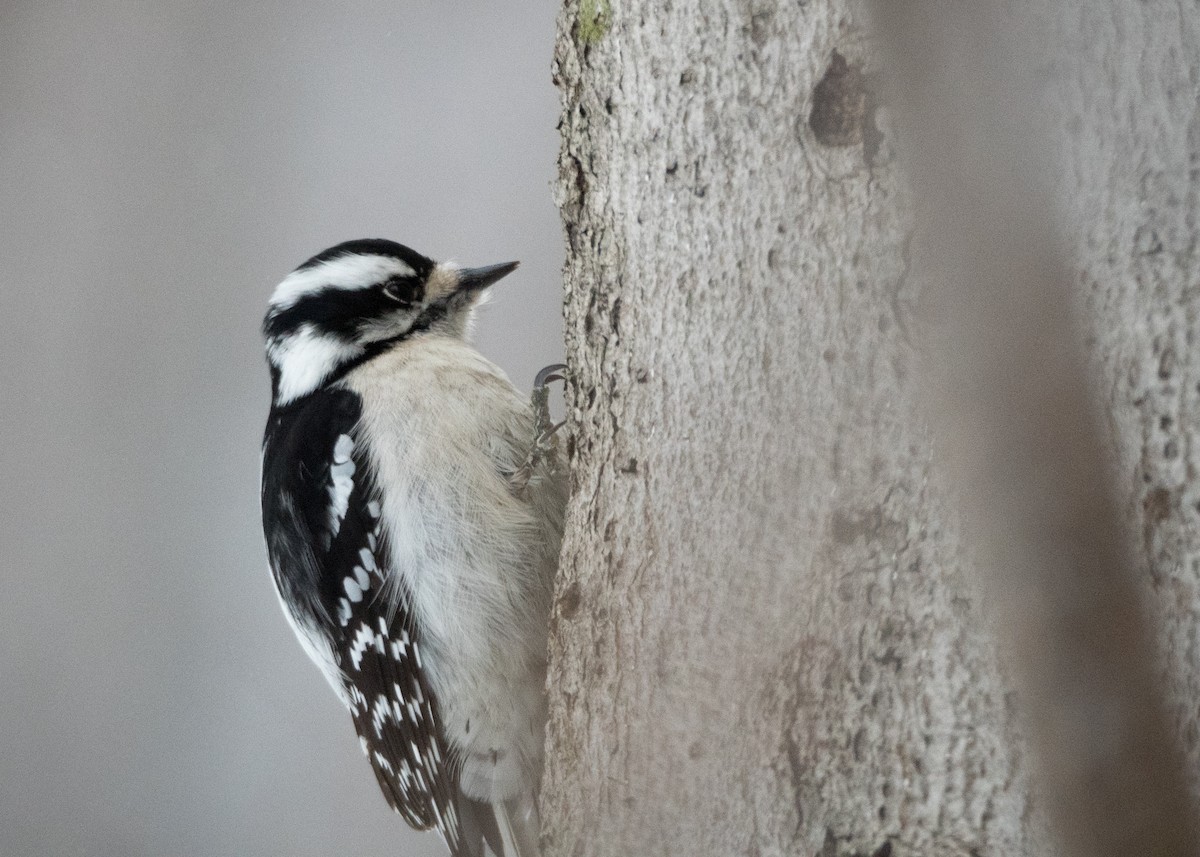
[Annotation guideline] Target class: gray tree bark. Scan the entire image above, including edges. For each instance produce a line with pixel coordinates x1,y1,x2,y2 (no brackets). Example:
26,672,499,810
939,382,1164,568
872,4,1200,856
542,2,1200,856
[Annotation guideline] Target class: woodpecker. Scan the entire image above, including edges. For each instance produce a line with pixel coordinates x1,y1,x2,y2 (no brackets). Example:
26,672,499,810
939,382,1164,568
260,239,566,857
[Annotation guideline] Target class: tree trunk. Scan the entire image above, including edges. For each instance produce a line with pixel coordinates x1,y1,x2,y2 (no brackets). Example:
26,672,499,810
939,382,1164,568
542,2,1200,856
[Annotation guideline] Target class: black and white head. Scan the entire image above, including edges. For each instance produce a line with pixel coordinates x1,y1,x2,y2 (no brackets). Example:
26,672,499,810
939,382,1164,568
263,238,517,406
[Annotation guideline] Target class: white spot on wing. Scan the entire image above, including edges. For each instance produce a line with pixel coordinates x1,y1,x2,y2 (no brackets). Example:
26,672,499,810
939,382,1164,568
322,435,356,539
374,751,395,773
333,434,354,463
349,621,385,671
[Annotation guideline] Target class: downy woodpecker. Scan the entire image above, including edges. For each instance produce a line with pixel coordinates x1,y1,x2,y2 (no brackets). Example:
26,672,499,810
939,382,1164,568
260,239,565,857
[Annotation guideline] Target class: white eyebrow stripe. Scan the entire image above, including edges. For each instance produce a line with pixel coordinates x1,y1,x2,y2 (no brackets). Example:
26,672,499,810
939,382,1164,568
270,254,416,310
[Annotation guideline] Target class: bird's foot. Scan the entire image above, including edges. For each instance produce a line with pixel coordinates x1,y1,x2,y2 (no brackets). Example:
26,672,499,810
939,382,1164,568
531,364,567,445
512,364,568,491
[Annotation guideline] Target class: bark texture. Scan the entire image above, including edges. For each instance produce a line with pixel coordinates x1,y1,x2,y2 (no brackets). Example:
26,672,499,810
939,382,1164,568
544,1,1200,856
873,4,1200,855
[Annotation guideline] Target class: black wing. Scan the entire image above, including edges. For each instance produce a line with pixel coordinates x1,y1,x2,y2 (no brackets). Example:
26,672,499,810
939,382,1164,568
261,387,463,851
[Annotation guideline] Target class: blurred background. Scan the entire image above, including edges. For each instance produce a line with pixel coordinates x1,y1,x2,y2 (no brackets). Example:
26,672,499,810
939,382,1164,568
0,3,563,855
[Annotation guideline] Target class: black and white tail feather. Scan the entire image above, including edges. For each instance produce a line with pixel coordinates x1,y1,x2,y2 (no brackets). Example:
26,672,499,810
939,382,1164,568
260,239,565,857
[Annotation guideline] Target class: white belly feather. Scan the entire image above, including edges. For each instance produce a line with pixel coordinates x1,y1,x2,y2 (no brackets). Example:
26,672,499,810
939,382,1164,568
345,335,565,802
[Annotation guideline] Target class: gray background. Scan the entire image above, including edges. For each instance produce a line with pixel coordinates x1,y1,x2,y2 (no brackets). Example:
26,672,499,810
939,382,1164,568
0,2,563,855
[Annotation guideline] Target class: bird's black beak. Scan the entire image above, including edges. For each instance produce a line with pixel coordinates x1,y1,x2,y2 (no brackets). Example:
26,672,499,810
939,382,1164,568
456,261,520,293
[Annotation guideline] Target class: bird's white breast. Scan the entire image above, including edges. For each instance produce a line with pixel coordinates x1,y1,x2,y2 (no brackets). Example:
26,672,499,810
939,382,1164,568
344,334,565,802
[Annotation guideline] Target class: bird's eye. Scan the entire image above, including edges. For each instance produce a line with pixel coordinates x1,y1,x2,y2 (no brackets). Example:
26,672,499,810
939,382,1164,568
382,278,420,304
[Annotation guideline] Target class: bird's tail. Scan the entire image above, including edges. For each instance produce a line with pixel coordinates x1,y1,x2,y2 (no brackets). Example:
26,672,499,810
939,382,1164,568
455,793,540,857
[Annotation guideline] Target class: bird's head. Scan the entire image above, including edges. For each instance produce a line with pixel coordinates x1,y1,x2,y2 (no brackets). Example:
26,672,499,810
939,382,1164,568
263,238,518,405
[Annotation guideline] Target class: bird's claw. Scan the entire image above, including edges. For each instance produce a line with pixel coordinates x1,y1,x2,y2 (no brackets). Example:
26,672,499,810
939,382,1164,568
534,363,568,389
513,365,569,492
